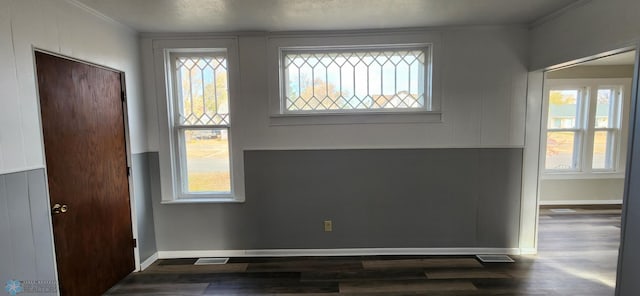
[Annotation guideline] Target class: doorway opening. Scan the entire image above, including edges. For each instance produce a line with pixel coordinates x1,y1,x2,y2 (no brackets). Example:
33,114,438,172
536,49,637,292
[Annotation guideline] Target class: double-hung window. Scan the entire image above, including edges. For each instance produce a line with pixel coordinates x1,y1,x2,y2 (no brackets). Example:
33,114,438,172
543,79,628,175
544,88,585,170
170,52,231,196
592,87,621,169
156,38,243,203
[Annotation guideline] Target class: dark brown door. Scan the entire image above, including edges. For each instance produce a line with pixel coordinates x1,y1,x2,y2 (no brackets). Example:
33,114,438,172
35,52,135,295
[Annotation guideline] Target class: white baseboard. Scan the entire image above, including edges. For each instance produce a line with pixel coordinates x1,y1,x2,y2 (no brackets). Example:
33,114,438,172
157,248,522,259
539,199,623,206
140,252,158,271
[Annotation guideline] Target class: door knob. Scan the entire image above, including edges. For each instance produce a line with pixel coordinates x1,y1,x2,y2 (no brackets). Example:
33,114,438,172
52,203,68,215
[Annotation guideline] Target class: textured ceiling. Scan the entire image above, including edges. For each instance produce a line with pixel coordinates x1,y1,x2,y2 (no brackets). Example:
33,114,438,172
73,0,581,33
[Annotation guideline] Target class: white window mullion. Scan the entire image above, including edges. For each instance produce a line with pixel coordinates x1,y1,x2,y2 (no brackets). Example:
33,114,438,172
582,85,596,173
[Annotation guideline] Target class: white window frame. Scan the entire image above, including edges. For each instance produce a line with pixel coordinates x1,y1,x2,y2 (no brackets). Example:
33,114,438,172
543,86,587,172
541,78,631,180
267,32,442,125
153,38,244,203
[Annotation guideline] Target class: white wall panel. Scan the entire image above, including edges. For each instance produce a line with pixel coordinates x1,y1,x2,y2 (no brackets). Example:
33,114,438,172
0,0,146,175
141,38,159,152
0,0,25,171
144,26,529,152
9,0,61,171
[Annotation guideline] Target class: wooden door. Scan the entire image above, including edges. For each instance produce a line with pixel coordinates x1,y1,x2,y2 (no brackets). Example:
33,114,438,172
35,52,135,295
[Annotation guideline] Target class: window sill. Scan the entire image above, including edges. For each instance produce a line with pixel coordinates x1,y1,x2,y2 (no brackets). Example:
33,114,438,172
161,197,245,204
540,172,625,180
269,111,442,126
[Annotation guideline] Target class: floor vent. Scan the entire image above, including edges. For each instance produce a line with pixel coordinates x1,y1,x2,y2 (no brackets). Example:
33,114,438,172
476,255,514,263
194,257,229,265
550,208,577,213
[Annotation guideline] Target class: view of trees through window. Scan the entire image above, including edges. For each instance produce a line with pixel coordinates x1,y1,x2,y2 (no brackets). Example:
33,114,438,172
545,87,618,171
283,49,427,112
546,90,580,170
175,55,231,193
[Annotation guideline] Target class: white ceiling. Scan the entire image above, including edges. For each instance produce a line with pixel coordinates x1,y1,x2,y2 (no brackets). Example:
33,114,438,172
73,0,580,33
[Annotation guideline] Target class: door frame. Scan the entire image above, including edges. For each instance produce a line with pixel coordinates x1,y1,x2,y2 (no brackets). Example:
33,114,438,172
519,44,639,254
31,48,141,282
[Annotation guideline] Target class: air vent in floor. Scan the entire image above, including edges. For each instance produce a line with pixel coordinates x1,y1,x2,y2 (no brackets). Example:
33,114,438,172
476,255,514,263
194,257,229,265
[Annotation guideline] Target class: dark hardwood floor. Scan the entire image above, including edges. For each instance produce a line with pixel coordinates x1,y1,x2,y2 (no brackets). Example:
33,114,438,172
106,207,621,295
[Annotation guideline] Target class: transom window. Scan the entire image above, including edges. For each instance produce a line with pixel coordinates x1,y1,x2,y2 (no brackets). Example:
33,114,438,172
280,45,430,114
543,81,625,173
170,51,232,197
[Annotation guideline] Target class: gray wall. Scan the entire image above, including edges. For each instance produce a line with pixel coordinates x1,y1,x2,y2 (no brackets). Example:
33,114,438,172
0,157,157,295
131,153,158,262
152,148,523,251
0,169,57,295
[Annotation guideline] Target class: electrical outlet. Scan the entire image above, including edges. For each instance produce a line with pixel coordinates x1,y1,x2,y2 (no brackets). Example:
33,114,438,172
324,220,332,232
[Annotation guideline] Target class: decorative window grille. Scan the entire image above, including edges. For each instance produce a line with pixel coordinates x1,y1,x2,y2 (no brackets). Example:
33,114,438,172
175,54,230,126
281,46,430,113
171,51,232,196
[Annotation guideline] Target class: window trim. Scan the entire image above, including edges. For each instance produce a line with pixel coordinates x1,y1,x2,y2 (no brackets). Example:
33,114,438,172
267,32,442,125
153,38,244,203
541,78,631,179
169,51,233,199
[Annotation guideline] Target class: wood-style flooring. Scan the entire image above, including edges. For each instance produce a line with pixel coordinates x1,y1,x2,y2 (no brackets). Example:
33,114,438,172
106,206,621,295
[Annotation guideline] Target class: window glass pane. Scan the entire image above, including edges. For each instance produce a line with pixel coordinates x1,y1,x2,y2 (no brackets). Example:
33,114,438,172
283,48,426,112
547,90,579,129
593,130,613,169
175,55,229,125
545,131,577,170
595,88,614,128
183,129,231,193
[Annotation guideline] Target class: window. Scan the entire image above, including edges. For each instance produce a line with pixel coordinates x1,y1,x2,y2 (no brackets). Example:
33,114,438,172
542,79,628,175
281,46,429,113
545,89,583,170
267,33,441,125
171,52,231,196
154,38,243,203
592,88,619,169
